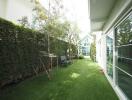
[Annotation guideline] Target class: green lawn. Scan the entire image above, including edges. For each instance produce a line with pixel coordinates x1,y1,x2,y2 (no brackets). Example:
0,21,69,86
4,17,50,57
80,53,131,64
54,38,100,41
0,59,118,100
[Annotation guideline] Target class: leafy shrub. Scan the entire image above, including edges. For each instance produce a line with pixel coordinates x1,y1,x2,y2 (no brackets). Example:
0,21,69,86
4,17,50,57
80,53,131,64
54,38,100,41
90,42,96,61
78,55,84,59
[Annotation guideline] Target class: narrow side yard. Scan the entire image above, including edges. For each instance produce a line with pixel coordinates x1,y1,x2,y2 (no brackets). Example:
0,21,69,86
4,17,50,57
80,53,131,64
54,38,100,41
0,59,118,100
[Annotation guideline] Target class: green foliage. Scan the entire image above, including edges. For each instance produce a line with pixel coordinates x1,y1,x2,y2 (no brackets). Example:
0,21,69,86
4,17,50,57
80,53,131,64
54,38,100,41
78,55,84,59
18,16,29,28
90,42,96,61
43,18,78,59
43,18,67,38
0,18,77,88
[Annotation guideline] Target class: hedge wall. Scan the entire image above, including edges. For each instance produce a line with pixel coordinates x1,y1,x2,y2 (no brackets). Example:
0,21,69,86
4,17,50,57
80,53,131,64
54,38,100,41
0,18,76,88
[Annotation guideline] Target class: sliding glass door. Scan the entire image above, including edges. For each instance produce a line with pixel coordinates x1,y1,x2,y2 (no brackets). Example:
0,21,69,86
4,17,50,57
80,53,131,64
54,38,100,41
115,11,132,99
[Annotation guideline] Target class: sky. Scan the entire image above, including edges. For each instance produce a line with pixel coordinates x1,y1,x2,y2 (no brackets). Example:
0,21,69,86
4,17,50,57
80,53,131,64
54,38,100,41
39,0,90,39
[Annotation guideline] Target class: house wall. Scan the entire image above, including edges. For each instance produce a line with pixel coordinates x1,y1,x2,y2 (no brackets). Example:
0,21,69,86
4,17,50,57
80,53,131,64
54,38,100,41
96,0,132,99
96,31,102,65
79,35,93,56
96,31,106,70
97,0,132,73
0,0,34,23
0,0,7,18
101,34,106,71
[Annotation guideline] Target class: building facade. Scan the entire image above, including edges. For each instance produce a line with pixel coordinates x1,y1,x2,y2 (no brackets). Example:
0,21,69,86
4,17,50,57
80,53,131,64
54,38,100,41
0,0,35,23
78,35,92,56
90,0,132,99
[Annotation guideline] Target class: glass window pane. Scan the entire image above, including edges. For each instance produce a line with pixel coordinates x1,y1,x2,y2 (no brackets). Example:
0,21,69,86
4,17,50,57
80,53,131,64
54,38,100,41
118,46,132,58
116,68,132,100
115,12,132,99
115,12,132,75
117,57,132,75
115,13,132,46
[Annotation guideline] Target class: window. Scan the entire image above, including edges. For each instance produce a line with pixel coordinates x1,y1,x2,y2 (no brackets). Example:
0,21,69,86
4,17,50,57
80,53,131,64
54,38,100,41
115,12,132,100
106,31,113,78
84,43,88,46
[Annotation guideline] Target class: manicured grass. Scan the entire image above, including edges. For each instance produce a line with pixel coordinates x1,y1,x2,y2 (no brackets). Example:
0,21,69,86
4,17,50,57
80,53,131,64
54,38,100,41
0,59,118,100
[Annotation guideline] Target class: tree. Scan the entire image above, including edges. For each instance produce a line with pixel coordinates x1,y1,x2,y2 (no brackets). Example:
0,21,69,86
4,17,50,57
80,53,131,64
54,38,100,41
90,35,96,61
17,0,80,58
34,0,64,54
18,16,29,28
62,21,80,60
30,1,48,30
90,42,96,61
42,18,70,55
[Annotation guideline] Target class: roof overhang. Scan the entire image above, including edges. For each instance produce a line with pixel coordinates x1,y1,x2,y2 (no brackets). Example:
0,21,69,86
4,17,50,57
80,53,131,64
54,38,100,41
90,0,117,32
89,0,131,33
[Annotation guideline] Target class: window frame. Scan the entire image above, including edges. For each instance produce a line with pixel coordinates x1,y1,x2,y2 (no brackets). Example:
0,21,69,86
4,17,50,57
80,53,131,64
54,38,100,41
114,9,132,99
114,10,132,78
106,30,114,79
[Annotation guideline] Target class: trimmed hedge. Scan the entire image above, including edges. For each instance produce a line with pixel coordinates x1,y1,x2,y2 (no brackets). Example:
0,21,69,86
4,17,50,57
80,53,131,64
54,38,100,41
0,18,76,88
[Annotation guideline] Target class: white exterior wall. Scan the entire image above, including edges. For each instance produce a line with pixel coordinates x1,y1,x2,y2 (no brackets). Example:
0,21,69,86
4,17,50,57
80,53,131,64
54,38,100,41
96,28,128,100
95,0,132,100
100,34,106,71
95,31,102,65
96,32,106,71
0,0,34,23
0,0,7,18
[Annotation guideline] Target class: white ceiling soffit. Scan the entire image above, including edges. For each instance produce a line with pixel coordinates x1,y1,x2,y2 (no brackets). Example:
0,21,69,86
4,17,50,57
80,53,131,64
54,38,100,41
90,0,117,32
